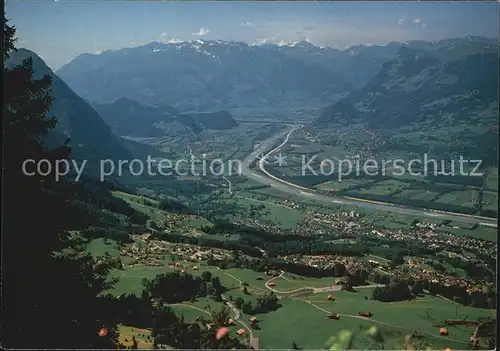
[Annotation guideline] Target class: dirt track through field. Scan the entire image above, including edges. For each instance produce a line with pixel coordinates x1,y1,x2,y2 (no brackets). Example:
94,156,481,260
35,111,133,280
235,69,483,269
223,271,268,293
170,303,212,316
296,299,470,346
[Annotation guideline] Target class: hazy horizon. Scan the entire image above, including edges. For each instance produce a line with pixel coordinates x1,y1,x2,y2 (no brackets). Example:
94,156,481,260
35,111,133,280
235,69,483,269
6,1,499,70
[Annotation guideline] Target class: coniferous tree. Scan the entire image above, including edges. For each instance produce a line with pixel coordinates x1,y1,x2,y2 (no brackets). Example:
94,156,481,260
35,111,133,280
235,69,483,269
131,336,139,349
1,15,118,349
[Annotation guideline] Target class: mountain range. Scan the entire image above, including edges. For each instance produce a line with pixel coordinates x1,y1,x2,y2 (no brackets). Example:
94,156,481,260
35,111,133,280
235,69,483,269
268,36,498,89
316,44,499,165
9,36,498,167
56,40,353,111
56,37,498,112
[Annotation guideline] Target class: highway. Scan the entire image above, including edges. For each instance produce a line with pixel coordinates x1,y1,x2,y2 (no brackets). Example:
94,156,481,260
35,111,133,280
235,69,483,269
241,125,498,227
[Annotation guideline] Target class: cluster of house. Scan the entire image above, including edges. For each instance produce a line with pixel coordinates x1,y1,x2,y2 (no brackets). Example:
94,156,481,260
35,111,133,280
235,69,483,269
158,213,208,233
224,316,259,337
305,215,361,234
238,197,494,272
279,250,492,296
120,235,230,269
120,237,165,267
239,207,363,237
282,254,372,274
390,264,489,293
377,226,495,259
279,199,303,210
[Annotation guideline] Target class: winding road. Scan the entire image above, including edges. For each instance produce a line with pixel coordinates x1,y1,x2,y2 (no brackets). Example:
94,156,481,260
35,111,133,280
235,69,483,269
264,270,385,295
221,294,258,348
241,125,497,227
258,271,468,345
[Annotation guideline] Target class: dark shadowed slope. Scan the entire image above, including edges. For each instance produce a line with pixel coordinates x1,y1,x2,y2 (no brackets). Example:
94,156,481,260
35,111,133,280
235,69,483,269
6,48,131,162
94,97,238,137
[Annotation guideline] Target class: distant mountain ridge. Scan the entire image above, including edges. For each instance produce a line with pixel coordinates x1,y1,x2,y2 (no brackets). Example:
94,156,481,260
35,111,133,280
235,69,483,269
6,49,131,163
317,46,498,127
56,37,497,111
264,36,498,88
93,98,238,137
315,45,499,165
56,39,353,111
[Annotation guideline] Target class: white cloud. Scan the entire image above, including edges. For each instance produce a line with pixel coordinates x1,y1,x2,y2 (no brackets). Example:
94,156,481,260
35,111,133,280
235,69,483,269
252,37,302,46
94,50,103,55
167,38,183,44
252,36,277,45
397,17,426,30
240,22,254,28
296,25,314,35
192,28,210,37
412,18,427,29
159,32,169,43
278,39,294,46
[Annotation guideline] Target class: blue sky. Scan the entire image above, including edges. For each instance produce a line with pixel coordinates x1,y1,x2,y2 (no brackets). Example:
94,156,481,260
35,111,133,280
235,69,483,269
5,1,499,70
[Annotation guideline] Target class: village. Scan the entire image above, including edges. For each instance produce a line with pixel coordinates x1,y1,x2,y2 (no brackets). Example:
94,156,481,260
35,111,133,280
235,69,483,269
126,198,496,303
118,216,494,308
120,232,232,269
233,198,495,263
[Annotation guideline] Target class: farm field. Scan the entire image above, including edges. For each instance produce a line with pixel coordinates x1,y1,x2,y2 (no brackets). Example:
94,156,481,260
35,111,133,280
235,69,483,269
251,299,372,349
361,254,391,265
269,275,339,291
444,221,478,230
361,211,420,230
298,289,495,348
111,191,167,221
175,216,212,229
112,190,159,206
171,296,225,319
383,165,426,181
86,238,121,258
315,178,375,191
118,325,154,349
250,298,469,350
311,146,351,160
234,178,270,191
109,260,272,297
485,167,498,192
110,264,179,296
437,225,498,242
482,191,498,212
405,189,442,202
355,179,411,196
243,186,297,198
225,195,305,228
433,190,479,209
270,164,303,177
222,268,272,291
87,234,495,350
286,143,324,155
